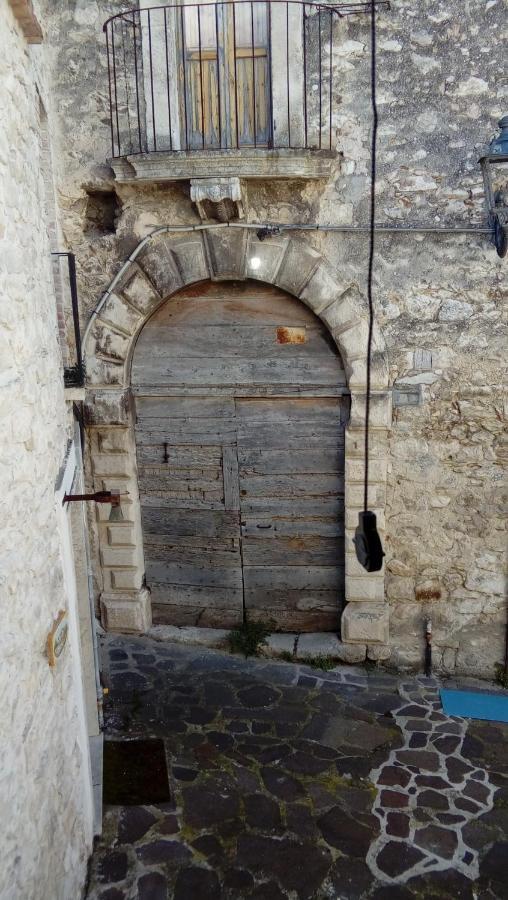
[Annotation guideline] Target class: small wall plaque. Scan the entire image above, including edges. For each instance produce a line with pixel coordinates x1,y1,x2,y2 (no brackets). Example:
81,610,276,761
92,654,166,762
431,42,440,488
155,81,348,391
46,610,69,667
393,384,422,408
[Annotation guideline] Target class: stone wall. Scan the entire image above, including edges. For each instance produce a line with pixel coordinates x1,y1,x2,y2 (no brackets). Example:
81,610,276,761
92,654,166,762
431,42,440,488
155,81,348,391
0,3,94,897
42,0,507,676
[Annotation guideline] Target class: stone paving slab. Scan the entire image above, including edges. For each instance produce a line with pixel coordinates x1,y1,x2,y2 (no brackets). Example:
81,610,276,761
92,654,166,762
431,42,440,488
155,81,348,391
87,636,508,900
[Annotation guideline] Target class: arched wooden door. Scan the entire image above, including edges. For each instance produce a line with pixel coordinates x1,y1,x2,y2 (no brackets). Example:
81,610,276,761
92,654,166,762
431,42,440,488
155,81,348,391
132,280,348,631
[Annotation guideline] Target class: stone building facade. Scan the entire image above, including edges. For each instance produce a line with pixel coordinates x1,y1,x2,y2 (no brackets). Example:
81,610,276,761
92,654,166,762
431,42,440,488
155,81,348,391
36,0,507,677
0,2,98,897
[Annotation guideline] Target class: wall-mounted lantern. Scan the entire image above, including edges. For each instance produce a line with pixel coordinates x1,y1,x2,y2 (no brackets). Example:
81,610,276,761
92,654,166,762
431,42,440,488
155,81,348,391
63,490,125,522
479,115,508,258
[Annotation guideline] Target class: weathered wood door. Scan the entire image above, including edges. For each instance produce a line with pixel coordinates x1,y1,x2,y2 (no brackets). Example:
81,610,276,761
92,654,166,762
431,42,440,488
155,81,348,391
132,281,348,631
182,0,270,148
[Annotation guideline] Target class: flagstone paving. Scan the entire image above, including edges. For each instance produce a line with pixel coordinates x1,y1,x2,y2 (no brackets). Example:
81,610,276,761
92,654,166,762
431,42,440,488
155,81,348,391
87,635,508,900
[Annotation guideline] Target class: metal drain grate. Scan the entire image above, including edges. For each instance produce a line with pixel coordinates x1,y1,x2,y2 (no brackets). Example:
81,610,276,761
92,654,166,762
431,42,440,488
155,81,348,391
103,739,171,805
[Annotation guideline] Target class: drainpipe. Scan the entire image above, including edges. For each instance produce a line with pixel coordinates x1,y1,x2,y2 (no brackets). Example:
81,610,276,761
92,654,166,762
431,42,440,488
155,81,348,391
425,618,432,677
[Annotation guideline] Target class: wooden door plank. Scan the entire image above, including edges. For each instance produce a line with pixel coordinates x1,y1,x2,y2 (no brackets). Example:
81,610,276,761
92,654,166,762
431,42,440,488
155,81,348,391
133,324,337,359
237,424,345,450
133,356,347,388
239,473,344,498
147,560,243,589
242,537,343,566
136,396,236,419
133,384,348,398
241,517,344,538
223,446,240,511
238,448,344,475
239,496,344,517
141,507,240,539
235,397,345,421
144,545,241,568
243,565,343,591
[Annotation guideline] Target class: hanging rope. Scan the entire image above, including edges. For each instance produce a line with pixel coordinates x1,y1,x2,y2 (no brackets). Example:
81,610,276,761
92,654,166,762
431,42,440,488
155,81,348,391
352,0,384,572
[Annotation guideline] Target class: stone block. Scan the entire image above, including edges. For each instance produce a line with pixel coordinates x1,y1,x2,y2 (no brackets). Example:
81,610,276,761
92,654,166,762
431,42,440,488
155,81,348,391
345,458,387,484
346,427,389,458
106,524,134,546
120,266,161,314
260,633,297,658
275,240,321,297
101,589,152,634
336,642,367,664
108,569,142,591
204,227,248,279
349,392,392,429
100,293,144,336
98,430,128,453
171,238,209,285
347,352,389,390
367,644,392,662
347,482,386,508
296,632,366,663
85,355,124,388
319,290,361,334
100,546,139,567
245,235,287,283
97,499,135,523
137,240,183,299
148,625,230,649
296,632,340,659
90,321,130,362
84,392,131,427
347,576,385,602
346,551,385,579
299,263,350,315
341,602,389,644
92,453,130,478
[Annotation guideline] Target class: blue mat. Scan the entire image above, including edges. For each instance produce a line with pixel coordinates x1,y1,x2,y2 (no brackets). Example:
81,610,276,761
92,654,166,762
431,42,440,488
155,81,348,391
440,689,508,723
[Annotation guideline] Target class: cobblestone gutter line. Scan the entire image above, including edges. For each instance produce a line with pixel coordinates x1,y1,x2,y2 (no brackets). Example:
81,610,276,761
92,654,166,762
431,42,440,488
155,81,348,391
366,677,496,884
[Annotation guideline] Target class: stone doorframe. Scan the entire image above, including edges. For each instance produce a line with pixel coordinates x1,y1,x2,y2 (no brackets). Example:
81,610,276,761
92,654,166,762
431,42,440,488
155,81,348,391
83,228,391,647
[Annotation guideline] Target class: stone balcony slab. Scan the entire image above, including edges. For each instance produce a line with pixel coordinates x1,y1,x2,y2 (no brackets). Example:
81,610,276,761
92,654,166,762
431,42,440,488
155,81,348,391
111,149,336,184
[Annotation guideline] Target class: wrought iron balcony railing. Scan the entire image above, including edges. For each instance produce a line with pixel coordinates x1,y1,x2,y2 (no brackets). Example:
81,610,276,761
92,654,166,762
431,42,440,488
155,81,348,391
104,1,387,159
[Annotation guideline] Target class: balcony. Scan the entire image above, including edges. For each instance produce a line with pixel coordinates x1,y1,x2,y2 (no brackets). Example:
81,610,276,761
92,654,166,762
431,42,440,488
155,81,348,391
104,1,386,183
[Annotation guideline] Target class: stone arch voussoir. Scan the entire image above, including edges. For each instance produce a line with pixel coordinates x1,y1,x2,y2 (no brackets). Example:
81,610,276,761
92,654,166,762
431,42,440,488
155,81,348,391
83,230,390,650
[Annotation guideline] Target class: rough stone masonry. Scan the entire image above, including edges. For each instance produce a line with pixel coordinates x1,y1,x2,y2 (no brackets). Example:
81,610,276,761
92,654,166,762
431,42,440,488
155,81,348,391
41,0,507,675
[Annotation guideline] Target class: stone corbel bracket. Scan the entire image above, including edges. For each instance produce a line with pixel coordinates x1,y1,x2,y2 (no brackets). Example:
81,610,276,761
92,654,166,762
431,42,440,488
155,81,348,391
190,176,245,222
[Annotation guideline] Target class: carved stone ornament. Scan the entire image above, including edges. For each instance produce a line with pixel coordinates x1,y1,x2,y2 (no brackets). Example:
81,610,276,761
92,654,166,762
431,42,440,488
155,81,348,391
190,177,245,221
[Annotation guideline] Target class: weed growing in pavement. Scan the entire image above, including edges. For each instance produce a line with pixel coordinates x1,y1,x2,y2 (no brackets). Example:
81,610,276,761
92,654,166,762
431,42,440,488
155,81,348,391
228,618,272,658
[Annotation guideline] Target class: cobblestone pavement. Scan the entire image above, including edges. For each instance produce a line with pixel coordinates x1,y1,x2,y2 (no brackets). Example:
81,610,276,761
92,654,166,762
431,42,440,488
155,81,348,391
87,636,508,900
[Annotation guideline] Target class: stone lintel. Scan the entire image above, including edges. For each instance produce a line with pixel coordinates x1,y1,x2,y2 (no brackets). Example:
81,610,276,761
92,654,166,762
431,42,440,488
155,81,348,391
101,589,152,634
342,602,389,644
111,149,335,184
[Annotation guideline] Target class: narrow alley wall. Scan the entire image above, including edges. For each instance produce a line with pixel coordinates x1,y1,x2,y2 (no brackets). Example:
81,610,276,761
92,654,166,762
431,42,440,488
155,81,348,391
0,3,94,897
